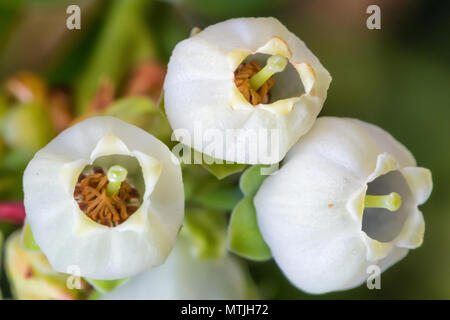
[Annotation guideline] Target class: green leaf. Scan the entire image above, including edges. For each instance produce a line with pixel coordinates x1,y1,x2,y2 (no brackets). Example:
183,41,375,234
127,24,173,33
182,208,227,260
202,162,248,180
85,278,128,293
183,164,242,211
239,164,271,197
175,148,247,180
104,96,172,144
192,184,241,211
182,165,215,201
199,152,247,180
88,289,102,300
227,197,271,261
104,96,157,119
20,222,40,251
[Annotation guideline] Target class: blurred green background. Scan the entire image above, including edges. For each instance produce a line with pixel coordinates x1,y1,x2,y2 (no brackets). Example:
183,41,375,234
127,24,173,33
0,0,448,299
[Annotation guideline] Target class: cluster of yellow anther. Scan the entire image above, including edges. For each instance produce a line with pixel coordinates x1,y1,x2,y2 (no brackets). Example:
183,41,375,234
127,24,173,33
75,171,138,227
234,61,274,105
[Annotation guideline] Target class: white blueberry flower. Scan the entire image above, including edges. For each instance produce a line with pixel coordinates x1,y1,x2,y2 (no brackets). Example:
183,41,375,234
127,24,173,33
101,236,250,300
23,116,184,280
164,17,331,164
254,117,432,294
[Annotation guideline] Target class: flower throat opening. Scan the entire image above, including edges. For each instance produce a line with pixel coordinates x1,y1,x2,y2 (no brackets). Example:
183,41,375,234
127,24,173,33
235,61,275,105
362,170,412,242
234,53,304,105
74,155,144,227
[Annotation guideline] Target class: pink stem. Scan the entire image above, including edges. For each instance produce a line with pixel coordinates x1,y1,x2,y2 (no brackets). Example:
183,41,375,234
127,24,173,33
0,202,26,224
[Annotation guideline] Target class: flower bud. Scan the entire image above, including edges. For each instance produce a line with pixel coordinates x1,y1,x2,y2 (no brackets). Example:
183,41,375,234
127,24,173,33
2,103,55,154
4,231,91,300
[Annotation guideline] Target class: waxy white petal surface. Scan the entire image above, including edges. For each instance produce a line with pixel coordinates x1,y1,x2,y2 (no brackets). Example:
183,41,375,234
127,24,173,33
23,117,184,280
254,117,432,293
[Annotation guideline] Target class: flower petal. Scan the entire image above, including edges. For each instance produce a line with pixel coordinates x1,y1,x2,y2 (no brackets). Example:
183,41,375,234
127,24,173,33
24,117,184,280
253,117,430,293
132,150,162,198
395,207,425,249
101,237,250,300
256,36,292,59
366,153,399,182
90,133,131,161
400,167,433,205
360,232,393,261
164,17,331,164
254,146,367,293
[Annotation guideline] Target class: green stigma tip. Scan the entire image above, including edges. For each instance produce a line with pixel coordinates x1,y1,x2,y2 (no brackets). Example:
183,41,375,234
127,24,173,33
106,165,128,196
364,192,402,212
249,54,288,91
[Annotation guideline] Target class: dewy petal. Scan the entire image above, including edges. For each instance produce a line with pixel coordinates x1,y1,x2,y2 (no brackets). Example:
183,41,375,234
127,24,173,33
101,237,250,300
23,117,184,280
164,17,332,164
400,167,433,205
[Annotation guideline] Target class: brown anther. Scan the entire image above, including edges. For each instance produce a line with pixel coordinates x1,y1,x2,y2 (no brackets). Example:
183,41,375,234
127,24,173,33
74,170,140,227
234,61,275,106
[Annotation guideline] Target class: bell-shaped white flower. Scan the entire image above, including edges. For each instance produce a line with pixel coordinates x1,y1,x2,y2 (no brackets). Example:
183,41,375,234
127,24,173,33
101,236,250,300
23,116,184,280
164,17,331,164
254,117,432,294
